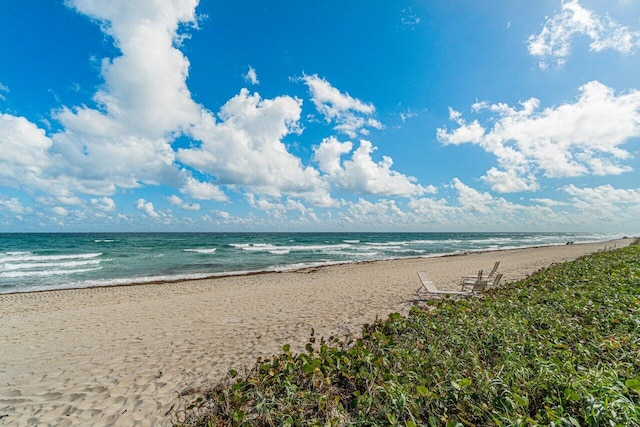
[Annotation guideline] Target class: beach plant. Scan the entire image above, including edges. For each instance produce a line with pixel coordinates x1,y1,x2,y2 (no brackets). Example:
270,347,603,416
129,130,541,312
171,240,640,426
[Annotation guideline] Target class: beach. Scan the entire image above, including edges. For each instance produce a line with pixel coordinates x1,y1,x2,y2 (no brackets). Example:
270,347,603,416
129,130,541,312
0,239,630,426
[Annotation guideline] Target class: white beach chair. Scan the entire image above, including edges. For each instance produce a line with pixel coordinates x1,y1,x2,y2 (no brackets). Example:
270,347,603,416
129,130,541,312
416,272,488,299
460,261,500,290
486,273,503,289
460,269,483,290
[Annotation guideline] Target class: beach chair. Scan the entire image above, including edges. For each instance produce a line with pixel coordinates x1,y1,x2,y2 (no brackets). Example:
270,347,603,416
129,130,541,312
416,272,488,299
460,269,483,290
460,261,500,290
461,262,499,282
486,273,503,289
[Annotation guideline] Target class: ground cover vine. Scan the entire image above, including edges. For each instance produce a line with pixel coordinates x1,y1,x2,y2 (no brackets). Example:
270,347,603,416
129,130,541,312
172,240,640,426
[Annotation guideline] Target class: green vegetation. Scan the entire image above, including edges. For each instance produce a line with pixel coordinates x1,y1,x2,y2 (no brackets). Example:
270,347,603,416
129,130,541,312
172,241,640,426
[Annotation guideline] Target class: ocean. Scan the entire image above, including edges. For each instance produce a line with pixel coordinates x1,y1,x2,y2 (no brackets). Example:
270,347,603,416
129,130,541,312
0,232,624,294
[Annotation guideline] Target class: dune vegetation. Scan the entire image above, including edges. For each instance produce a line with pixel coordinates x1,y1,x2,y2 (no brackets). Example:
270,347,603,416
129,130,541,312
172,239,640,426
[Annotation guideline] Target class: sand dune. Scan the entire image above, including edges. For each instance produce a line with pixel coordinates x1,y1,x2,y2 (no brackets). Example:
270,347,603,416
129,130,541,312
0,239,630,426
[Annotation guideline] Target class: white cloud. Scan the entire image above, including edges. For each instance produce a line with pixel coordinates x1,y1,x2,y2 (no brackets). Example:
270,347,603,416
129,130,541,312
0,197,31,214
303,74,382,138
52,206,69,217
407,196,457,224
136,198,159,218
167,194,201,210
400,108,418,123
48,0,203,195
563,184,640,207
180,175,228,201
409,179,564,228
90,197,116,212
435,109,484,145
0,113,65,195
314,137,432,197
562,184,640,223
452,178,521,216
246,194,319,222
528,0,640,68
244,66,259,85
530,198,570,207
212,209,230,220
482,168,540,193
438,81,640,192
0,82,8,100
180,89,333,206
341,198,409,225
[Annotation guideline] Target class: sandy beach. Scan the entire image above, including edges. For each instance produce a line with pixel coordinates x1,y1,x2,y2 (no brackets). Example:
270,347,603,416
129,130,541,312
0,239,630,426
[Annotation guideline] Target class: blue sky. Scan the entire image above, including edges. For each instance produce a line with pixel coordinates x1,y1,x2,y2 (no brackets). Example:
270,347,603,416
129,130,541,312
1,0,639,232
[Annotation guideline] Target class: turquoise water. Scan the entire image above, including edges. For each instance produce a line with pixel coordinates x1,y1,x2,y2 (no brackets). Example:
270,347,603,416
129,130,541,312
0,232,622,293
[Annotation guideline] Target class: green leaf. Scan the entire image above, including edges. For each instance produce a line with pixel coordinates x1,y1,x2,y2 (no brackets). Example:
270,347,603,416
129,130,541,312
458,378,472,388
416,385,430,397
232,410,244,422
625,378,640,392
564,388,580,402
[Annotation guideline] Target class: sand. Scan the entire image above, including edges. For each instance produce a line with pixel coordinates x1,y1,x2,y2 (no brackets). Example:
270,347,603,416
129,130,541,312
0,238,630,426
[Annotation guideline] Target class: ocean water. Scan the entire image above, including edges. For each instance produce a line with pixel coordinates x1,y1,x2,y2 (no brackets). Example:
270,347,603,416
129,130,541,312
0,232,624,294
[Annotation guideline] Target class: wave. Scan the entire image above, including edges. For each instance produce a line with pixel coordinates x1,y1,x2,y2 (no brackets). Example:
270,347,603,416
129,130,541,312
268,249,290,255
230,243,351,252
1,259,104,272
0,266,103,279
0,252,102,263
184,248,218,254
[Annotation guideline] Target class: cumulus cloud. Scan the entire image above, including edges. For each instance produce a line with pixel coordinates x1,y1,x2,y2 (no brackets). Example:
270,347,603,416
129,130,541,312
1,0,441,229
314,137,432,197
180,89,333,206
90,197,116,212
46,0,204,196
561,184,640,224
246,194,319,222
437,81,640,192
528,0,640,68
64,0,201,137
180,175,228,201
136,198,159,218
303,74,382,138
52,206,69,217
167,194,201,210
244,66,259,85
341,198,409,225
0,113,64,195
0,197,31,214
408,179,564,228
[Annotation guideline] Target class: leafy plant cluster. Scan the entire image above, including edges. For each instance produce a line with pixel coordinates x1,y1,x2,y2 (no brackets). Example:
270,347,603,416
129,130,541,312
172,241,640,426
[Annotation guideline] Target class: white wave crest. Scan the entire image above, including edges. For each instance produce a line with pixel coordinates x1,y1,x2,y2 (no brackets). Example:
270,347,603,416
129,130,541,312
1,259,103,272
0,252,102,263
184,248,218,254
0,266,103,279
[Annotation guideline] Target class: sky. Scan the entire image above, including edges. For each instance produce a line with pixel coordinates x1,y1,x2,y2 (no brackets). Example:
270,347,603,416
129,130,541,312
1,0,639,232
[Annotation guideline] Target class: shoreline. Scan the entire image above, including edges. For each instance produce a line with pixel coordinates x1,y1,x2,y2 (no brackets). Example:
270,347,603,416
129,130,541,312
1,238,626,296
0,238,632,426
